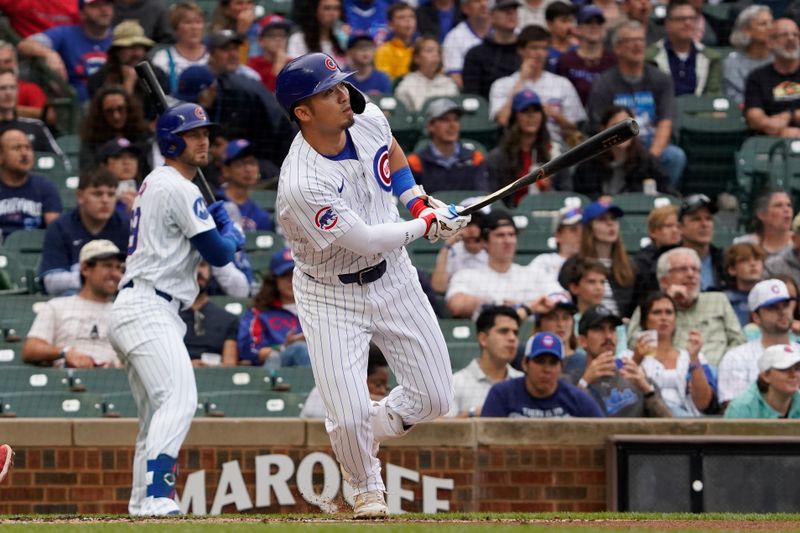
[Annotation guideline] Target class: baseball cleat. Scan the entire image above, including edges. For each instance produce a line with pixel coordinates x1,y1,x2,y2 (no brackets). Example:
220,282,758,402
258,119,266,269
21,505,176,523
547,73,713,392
138,496,181,516
0,444,13,484
353,490,388,519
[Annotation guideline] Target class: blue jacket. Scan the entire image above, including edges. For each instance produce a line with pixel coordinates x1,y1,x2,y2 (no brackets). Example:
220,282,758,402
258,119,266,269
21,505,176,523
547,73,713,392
237,303,302,364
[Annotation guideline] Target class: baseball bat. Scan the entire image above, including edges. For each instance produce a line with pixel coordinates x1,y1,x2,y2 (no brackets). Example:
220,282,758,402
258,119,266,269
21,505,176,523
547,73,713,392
135,60,217,205
458,118,640,216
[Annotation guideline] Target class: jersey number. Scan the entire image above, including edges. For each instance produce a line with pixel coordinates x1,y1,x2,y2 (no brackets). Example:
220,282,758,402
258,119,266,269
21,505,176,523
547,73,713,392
128,207,141,255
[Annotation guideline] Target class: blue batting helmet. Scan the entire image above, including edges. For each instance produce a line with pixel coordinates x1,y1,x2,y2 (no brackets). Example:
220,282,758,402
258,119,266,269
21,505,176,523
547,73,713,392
275,53,366,121
156,102,218,158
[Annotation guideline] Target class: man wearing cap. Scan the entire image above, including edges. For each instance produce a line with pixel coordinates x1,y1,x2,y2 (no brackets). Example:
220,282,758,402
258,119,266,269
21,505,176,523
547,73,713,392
555,4,617,105
678,193,724,291
544,1,577,71
18,0,114,102
724,344,800,418
628,247,745,366
765,213,800,290
528,205,582,284
218,138,274,232
407,98,490,193
717,279,799,407
462,0,521,99
345,34,392,95
577,304,672,417
207,29,261,82
248,15,293,93
39,167,129,296
482,331,604,417
99,137,141,214
22,239,125,368
442,0,491,88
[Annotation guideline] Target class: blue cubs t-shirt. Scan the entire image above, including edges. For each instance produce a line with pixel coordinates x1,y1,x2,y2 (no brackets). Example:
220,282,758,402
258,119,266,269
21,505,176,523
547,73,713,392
0,174,61,237
481,377,604,418
218,193,274,232
36,25,111,102
349,69,392,96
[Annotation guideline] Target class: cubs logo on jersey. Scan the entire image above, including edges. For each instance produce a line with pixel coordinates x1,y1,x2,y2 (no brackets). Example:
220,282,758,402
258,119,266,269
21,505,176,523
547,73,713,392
315,206,338,230
372,145,391,191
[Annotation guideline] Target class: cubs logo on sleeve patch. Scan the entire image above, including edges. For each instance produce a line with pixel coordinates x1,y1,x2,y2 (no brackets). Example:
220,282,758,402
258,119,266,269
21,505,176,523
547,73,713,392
193,197,210,220
372,145,391,191
315,206,339,230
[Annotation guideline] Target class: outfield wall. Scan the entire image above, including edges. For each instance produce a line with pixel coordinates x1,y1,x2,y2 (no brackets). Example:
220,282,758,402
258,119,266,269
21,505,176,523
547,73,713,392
1,419,799,515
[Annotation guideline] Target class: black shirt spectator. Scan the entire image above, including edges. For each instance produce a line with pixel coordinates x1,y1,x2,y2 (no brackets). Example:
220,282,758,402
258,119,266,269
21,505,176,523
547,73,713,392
417,0,463,42
462,0,520,98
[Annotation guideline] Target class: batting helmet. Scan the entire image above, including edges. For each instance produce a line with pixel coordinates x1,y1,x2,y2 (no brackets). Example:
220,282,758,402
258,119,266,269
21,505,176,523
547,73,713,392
275,53,366,121
156,102,218,158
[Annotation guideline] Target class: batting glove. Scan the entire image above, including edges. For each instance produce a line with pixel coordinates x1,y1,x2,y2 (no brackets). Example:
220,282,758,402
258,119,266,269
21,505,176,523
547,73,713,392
221,222,246,251
420,204,471,243
208,200,232,231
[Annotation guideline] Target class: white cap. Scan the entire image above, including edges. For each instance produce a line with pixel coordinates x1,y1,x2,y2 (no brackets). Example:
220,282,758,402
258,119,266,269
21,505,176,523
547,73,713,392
79,239,125,264
748,279,791,312
758,344,800,373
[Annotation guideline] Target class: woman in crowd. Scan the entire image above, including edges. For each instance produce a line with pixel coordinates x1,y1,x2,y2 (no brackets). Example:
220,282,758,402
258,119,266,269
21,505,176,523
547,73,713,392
287,0,347,65
209,0,261,58
734,188,793,257
152,1,209,94
725,344,800,418
639,292,715,417
723,5,773,105
395,37,459,113
571,106,671,198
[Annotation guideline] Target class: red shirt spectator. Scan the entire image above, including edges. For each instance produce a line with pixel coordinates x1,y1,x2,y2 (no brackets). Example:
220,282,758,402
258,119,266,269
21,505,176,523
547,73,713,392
0,0,79,38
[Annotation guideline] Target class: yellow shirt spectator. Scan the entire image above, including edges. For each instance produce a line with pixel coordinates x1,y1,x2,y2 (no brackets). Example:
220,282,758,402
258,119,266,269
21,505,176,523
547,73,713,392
375,37,414,79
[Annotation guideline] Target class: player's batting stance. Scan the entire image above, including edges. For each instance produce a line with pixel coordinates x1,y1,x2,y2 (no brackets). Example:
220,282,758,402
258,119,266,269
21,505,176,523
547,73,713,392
108,103,245,516
276,53,472,518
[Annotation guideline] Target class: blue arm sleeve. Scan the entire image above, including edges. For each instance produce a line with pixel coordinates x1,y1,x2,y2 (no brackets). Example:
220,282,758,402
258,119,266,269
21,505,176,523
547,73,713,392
190,228,236,267
390,165,416,203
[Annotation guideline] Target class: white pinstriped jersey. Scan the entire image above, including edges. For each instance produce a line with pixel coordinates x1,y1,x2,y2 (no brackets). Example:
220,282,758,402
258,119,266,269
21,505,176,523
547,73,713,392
277,102,411,279
119,165,216,306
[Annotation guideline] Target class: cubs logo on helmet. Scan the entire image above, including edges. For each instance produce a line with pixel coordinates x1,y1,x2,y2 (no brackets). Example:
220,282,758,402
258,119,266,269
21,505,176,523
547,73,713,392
372,146,391,191
315,206,339,230
156,102,218,158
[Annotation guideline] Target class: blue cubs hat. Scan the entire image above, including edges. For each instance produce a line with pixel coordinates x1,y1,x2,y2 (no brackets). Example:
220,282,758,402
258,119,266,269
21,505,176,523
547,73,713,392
512,90,542,112
582,199,624,224
525,332,564,360
577,4,605,23
270,248,295,276
176,65,216,103
224,139,255,165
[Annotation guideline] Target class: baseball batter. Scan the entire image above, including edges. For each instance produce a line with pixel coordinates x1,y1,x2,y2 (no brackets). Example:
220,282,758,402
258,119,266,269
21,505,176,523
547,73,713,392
108,102,244,516
275,53,471,518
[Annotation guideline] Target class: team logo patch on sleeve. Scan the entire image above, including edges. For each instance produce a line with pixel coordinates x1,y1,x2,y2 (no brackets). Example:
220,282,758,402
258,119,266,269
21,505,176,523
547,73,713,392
315,206,339,230
372,145,391,191
193,197,210,220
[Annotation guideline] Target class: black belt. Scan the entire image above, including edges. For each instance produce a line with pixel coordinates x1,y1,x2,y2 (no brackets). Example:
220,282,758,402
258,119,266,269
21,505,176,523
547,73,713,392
122,280,173,302
338,260,387,285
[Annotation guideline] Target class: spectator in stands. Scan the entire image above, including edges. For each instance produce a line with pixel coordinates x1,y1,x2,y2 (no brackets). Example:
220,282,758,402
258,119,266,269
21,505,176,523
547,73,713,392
345,34,391,95
517,0,552,30
0,69,63,154
18,0,114,103
342,0,392,41
375,3,417,80
0,1,79,39
394,37,459,112
417,0,462,43
247,15,292,93
638,292,715,416
151,1,209,94
723,5,773,105
461,0,520,98
718,279,797,406
482,331,604,418
724,243,767,327
0,128,61,238
560,256,607,312
79,85,151,172
113,0,173,44
593,0,623,32
734,189,793,257
288,0,347,65
207,29,261,82
528,206,581,285
180,261,239,367
765,212,800,289
628,247,745,366
632,204,681,303
442,0,491,88
645,0,722,97
0,42,48,123
571,106,671,198
744,18,800,138
209,0,261,60
446,210,554,319
446,305,523,417
725,344,800,419
217,139,273,232
577,304,672,417
620,0,664,45
555,5,616,106
529,287,583,381
237,248,309,368
489,25,585,145
587,20,686,190
431,211,487,293
407,98,491,193
678,193,724,291
39,168,129,296
544,1,576,71
22,239,124,368
201,131,228,189
100,137,141,214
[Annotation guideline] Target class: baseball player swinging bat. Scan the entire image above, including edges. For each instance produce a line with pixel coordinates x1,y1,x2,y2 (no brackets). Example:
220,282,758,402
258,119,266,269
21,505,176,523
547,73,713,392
458,118,640,216
135,60,217,205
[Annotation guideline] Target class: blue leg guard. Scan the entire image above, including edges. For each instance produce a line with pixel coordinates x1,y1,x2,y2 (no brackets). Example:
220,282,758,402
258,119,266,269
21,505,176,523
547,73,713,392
146,454,178,499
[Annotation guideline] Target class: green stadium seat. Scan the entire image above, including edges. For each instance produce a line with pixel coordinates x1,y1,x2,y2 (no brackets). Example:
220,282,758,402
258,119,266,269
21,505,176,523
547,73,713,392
98,391,139,417
202,390,306,417
244,230,283,253
194,366,273,394
56,134,80,156
612,192,680,215
207,296,250,316
447,342,476,372
735,136,790,224
248,252,274,280
410,250,438,272
0,391,104,417
261,0,292,15
516,228,555,254
516,192,589,217
33,151,71,180
0,294,50,336
439,319,476,343
0,251,37,293
274,366,317,394
0,367,71,393
373,94,420,153
249,189,278,212
68,368,130,394
2,228,46,254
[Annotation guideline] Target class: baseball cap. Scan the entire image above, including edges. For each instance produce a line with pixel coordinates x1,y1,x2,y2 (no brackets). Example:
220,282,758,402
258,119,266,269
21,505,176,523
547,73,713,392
553,205,582,232
347,32,375,49
224,139,255,165
489,0,521,10
481,209,516,235
100,137,141,161
259,14,292,36
425,98,464,124
512,90,542,113
270,248,295,276
758,344,800,373
748,279,792,312
79,240,126,264
176,65,216,103
578,304,622,335
582,199,624,224
544,287,578,314
79,0,111,9
524,332,564,360
679,193,718,220
111,20,155,49
577,4,605,23
207,30,244,51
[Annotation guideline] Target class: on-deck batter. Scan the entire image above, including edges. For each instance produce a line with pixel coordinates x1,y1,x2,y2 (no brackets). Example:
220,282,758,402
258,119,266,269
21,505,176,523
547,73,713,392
109,102,244,516
275,53,472,518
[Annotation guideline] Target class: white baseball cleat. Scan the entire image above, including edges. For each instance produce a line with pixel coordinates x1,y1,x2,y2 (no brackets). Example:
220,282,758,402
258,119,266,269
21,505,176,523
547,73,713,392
353,490,388,519
138,496,181,516
0,444,13,484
